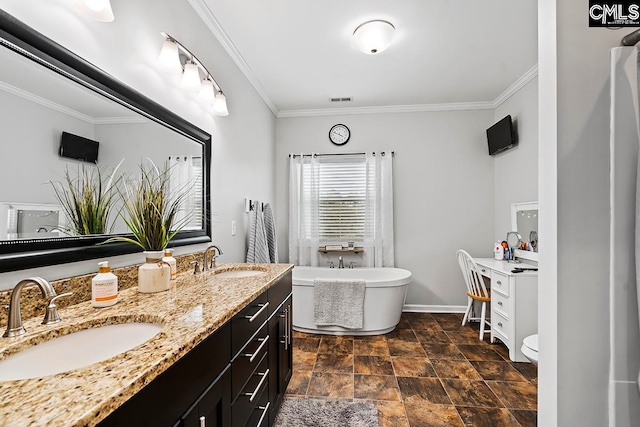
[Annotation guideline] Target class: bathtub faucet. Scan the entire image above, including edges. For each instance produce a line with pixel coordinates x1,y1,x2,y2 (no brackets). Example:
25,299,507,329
338,256,344,269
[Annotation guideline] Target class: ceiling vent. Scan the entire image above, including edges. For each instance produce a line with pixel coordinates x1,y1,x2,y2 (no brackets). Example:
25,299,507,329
329,97,353,102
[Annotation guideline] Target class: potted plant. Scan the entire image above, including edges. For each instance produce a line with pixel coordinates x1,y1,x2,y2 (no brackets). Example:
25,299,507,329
107,160,192,293
49,161,123,236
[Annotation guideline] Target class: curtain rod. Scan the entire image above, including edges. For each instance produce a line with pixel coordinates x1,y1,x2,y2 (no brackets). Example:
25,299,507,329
289,151,394,158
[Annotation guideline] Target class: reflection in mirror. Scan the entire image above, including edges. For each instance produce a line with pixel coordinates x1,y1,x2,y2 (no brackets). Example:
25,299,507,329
511,201,538,262
0,38,202,241
0,10,211,272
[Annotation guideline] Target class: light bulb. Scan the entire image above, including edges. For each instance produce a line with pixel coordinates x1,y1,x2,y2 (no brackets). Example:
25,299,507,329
353,20,395,55
158,39,181,73
181,62,202,92
213,92,229,116
199,79,216,103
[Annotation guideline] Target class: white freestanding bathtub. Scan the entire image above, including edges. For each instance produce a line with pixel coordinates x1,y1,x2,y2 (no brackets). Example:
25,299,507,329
292,266,412,336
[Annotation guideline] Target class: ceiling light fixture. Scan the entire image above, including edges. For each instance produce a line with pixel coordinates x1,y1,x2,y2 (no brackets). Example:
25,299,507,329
353,20,395,55
159,32,228,116
74,0,115,22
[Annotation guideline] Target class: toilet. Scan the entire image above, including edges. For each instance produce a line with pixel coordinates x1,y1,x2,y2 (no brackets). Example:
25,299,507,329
521,334,538,365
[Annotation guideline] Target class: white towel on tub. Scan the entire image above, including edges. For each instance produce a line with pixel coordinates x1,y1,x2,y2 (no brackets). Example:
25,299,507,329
313,279,366,329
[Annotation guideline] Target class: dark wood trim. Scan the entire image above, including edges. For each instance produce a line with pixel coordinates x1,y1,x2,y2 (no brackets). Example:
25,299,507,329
0,10,212,272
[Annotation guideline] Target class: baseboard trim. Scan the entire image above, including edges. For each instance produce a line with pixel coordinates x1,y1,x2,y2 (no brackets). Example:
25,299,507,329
403,304,467,313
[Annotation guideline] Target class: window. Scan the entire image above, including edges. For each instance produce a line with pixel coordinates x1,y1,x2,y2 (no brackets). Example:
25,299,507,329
302,155,366,241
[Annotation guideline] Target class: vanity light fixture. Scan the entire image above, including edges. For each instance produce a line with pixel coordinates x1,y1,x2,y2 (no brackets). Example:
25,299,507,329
353,20,395,54
181,62,202,92
158,32,229,116
74,0,115,22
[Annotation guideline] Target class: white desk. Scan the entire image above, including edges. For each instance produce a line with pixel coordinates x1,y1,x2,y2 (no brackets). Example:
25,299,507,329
474,258,538,362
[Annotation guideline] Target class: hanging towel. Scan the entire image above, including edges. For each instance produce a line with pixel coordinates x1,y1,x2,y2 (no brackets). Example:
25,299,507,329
263,203,279,263
313,279,366,329
246,202,270,263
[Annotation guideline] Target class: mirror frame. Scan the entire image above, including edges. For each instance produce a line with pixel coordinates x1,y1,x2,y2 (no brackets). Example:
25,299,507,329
0,11,211,273
511,201,538,262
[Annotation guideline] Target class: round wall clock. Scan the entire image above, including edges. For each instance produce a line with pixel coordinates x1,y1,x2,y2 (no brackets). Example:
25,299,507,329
329,124,350,145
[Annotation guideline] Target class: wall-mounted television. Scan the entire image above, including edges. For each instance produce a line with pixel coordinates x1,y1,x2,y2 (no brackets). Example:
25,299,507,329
59,132,99,163
486,115,517,155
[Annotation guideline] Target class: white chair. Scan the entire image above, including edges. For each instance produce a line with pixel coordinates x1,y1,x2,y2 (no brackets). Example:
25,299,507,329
456,249,491,340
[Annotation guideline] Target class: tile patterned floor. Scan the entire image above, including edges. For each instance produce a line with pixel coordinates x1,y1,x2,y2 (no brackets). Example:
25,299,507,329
285,312,537,427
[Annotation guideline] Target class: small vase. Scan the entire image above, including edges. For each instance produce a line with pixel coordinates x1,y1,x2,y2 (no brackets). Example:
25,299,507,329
138,250,171,293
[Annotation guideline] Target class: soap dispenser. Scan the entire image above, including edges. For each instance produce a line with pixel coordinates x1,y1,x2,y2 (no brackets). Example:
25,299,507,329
163,248,177,280
92,261,118,308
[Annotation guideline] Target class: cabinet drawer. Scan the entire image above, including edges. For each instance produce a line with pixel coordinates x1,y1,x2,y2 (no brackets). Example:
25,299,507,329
490,271,509,297
478,265,491,278
492,310,510,344
268,272,292,316
232,292,269,356
491,291,510,319
243,385,270,427
232,324,269,399
232,354,269,427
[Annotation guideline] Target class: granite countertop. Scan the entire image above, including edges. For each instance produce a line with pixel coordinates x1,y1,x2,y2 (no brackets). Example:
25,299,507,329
0,262,293,427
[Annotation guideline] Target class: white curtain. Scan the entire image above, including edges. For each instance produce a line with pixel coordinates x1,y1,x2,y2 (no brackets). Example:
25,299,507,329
169,156,194,228
363,151,394,267
289,154,320,266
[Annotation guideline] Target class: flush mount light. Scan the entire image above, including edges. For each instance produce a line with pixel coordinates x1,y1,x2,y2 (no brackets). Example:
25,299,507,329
158,32,229,116
74,0,114,22
353,20,395,54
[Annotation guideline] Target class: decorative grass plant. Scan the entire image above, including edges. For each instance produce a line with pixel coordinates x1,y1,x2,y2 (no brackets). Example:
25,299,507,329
106,160,192,251
50,162,122,236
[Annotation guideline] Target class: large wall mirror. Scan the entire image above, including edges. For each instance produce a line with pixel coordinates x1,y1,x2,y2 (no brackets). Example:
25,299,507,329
0,11,211,272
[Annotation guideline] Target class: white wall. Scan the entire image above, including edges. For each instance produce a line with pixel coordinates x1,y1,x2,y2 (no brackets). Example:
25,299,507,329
276,110,495,307
493,77,539,238
0,0,276,288
539,0,621,425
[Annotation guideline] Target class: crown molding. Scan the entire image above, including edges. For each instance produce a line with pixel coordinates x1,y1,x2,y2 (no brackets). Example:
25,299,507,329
278,64,539,118
0,80,94,123
277,101,496,118
492,64,539,108
187,0,279,116
92,117,147,124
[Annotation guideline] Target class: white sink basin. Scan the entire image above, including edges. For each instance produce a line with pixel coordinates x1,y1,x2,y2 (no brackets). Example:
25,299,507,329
214,269,265,278
0,322,162,381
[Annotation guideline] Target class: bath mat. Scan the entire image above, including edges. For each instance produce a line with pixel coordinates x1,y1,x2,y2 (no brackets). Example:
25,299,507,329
273,397,378,427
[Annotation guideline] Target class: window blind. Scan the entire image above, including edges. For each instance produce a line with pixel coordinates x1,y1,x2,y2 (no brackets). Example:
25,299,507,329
303,156,366,241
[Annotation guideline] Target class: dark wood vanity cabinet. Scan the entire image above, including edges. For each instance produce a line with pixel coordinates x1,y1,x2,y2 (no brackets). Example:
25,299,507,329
268,294,293,424
180,367,232,427
98,323,231,427
97,272,292,427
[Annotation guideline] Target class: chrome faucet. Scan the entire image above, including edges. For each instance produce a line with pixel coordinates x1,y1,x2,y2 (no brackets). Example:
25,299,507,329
338,256,344,269
4,277,57,338
203,245,224,271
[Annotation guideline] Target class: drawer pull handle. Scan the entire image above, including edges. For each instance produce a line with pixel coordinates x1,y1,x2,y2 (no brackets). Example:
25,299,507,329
287,303,292,345
245,368,270,402
245,302,269,323
498,322,503,327
244,335,270,362
199,416,205,427
496,280,502,285
257,402,271,426
497,301,503,306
